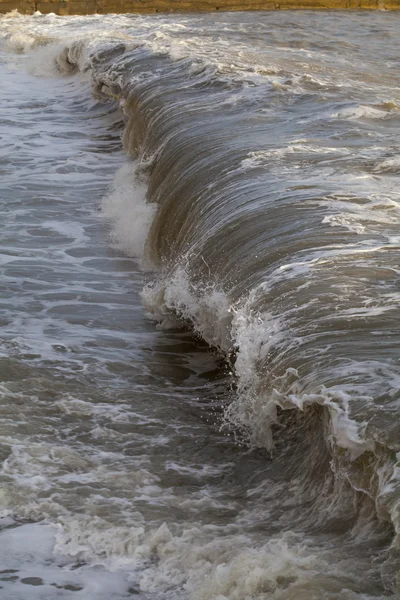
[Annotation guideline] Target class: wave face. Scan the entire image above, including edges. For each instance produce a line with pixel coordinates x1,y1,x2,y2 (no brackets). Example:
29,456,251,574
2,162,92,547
1,9,400,599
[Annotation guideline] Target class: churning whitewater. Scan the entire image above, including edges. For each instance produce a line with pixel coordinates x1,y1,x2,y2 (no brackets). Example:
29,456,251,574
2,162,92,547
0,9,399,600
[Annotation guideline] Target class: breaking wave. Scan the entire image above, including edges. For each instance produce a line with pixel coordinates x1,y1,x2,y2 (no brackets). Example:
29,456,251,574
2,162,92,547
1,11,400,597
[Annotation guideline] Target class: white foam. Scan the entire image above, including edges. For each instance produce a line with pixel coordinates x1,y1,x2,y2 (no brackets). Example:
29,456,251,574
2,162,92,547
1,13,399,597
101,162,157,265
27,42,71,77
0,522,132,599
226,294,376,458
49,517,331,600
142,261,379,460
317,193,400,236
188,533,322,600
331,105,391,120
374,156,400,174
142,263,231,348
239,144,350,171
322,213,367,234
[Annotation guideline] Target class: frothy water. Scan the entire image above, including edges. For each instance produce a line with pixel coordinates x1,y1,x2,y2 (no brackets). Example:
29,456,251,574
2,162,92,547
0,9,399,599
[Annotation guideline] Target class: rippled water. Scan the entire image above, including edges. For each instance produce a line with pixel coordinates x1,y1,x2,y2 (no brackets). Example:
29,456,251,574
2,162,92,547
0,9,399,600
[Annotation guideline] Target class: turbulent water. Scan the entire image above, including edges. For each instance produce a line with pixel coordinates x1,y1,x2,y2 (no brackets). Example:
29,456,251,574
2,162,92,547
0,8,399,599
